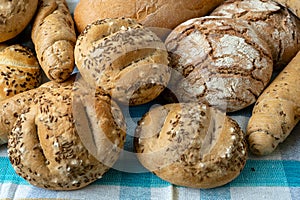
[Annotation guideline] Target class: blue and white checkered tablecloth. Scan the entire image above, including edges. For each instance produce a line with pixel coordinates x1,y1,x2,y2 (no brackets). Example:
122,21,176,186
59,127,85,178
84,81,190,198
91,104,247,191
0,0,299,199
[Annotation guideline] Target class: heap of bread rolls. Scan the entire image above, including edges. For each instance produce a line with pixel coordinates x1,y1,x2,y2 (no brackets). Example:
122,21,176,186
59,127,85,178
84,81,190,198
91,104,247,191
0,0,299,191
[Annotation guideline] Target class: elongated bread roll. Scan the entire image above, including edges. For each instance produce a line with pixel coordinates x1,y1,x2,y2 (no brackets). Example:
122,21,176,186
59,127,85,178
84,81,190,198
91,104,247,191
31,0,76,82
247,51,300,155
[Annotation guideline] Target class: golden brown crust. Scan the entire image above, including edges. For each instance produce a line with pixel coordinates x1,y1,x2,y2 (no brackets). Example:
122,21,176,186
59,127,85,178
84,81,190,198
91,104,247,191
75,17,170,106
247,51,300,155
0,44,41,101
135,103,247,188
74,0,225,34
7,76,126,190
0,0,38,42
272,0,300,18
31,0,76,82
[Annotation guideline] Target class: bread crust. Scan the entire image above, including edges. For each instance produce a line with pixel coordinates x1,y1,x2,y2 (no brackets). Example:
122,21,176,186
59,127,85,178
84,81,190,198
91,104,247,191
7,77,126,190
134,103,247,188
165,17,273,112
31,0,76,82
0,44,41,101
73,0,224,34
75,17,170,105
0,0,38,42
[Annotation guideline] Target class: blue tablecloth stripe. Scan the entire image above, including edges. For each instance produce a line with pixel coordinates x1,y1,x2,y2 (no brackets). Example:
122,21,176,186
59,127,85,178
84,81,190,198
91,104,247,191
1,157,300,188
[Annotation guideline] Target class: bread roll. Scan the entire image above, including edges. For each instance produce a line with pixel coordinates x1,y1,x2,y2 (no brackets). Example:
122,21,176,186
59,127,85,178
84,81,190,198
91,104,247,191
164,17,273,112
75,17,170,106
7,76,126,190
0,44,41,101
210,0,300,70
74,0,225,34
31,0,76,82
0,76,74,145
0,0,38,42
134,103,247,189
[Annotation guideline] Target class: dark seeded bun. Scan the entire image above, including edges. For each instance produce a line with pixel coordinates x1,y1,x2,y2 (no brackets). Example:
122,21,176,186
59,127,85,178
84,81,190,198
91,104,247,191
0,0,38,42
134,103,247,189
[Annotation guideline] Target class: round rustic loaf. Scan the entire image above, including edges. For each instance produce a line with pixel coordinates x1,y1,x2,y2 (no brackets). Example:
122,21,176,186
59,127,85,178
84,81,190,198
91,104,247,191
210,0,300,70
75,17,170,106
7,78,126,190
164,16,273,112
0,0,38,42
73,0,225,34
0,44,41,101
134,103,247,189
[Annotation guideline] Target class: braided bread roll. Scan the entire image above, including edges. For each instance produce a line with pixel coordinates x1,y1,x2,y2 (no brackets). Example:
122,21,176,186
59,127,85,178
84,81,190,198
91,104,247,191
31,0,76,82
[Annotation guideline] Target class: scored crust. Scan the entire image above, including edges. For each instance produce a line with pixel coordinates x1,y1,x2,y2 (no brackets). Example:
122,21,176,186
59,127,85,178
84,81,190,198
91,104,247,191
7,79,126,190
75,17,170,105
134,103,247,189
165,16,273,112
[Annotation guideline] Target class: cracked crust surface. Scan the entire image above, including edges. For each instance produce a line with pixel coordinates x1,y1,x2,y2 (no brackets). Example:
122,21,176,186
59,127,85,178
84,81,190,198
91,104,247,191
134,103,247,188
210,0,300,70
165,16,273,112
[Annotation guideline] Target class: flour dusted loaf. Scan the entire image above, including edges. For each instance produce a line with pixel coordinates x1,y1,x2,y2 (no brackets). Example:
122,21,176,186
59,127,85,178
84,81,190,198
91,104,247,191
7,77,126,190
134,103,247,188
74,0,225,34
164,17,273,112
0,0,38,42
0,44,41,101
31,0,76,82
210,0,300,70
75,17,170,105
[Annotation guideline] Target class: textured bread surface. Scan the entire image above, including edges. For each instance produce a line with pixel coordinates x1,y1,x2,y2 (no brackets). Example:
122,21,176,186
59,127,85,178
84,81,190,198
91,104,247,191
210,0,300,70
31,0,76,82
75,17,170,106
74,0,225,34
7,77,126,190
0,44,41,101
0,0,38,42
247,51,300,155
273,0,300,18
165,16,273,112
135,103,247,188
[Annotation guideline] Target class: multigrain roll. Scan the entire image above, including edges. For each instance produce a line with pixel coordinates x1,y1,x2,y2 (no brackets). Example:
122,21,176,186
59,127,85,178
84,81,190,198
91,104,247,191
74,0,225,34
134,103,247,189
210,0,300,70
75,17,170,106
0,0,38,42
7,77,126,190
164,16,273,112
0,76,75,145
0,44,41,101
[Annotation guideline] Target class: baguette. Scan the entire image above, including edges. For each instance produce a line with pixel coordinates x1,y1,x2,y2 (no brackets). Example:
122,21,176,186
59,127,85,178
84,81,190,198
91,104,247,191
247,51,300,155
31,0,76,82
